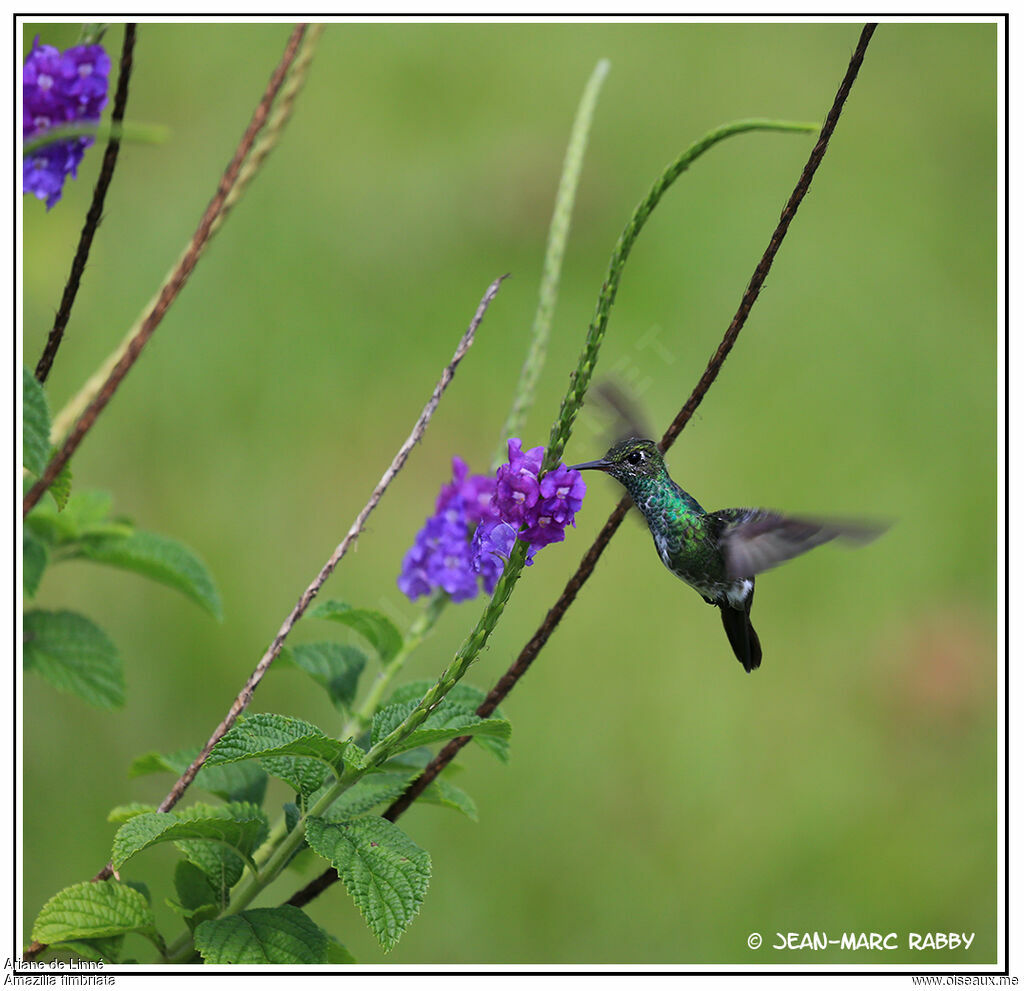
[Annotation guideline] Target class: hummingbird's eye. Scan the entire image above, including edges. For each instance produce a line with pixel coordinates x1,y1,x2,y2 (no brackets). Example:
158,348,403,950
626,451,643,466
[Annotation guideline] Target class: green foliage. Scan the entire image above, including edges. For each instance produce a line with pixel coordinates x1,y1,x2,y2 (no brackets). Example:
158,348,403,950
371,697,511,754
420,778,479,821
32,880,160,952
387,679,511,762
129,748,268,805
107,802,157,823
304,816,431,952
24,489,222,708
280,641,367,713
23,365,50,478
310,601,403,662
206,713,361,799
194,906,328,964
175,839,245,902
22,366,73,510
64,529,223,620
23,609,125,709
23,531,47,598
111,802,269,872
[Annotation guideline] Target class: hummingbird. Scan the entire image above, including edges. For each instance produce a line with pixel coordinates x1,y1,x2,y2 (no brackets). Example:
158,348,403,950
569,438,885,672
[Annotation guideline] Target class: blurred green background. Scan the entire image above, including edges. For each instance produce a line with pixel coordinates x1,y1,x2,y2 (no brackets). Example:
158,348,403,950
22,21,997,965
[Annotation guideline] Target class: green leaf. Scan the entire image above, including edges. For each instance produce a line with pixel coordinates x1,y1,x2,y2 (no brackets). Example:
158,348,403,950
32,880,159,945
371,698,511,754
310,601,403,662
48,457,73,510
111,802,268,870
420,778,479,822
171,859,222,916
23,530,48,598
388,680,510,763
26,489,116,545
194,906,328,964
23,365,50,476
327,772,412,819
128,748,268,806
208,713,346,766
284,642,366,713
56,936,124,963
65,529,222,620
23,609,124,709
261,756,330,800
305,816,430,952
107,802,157,824
175,840,245,897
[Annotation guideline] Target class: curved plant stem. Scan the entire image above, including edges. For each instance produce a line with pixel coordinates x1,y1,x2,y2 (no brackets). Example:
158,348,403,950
284,95,854,910
540,117,817,477
377,23,879,826
48,25,325,450
340,592,448,740
23,24,309,516
24,275,505,963
34,24,137,385
495,58,611,467
285,25,877,914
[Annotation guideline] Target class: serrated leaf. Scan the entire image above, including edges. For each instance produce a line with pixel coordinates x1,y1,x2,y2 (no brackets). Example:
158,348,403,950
371,699,510,754
421,778,479,822
286,642,366,713
175,840,245,896
65,529,222,620
32,880,158,945
209,713,345,766
128,748,267,806
111,802,268,870
327,772,412,819
23,609,124,709
23,365,50,476
194,906,328,964
388,680,510,763
305,816,430,952
310,601,403,662
107,802,157,824
23,531,48,598
48,456,73,510
55,935,124,963
26,489,115,545
172,860,221,913
260,755,330,800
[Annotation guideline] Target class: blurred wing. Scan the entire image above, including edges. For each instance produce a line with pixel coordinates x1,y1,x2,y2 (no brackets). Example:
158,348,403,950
714,508,887,580
594,380,655,444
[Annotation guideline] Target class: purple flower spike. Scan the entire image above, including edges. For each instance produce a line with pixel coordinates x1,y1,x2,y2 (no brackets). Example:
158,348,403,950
398,442,588,603
23,37,110,209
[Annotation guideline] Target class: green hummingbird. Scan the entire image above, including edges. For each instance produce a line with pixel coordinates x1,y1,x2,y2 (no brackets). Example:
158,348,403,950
570,438,885,672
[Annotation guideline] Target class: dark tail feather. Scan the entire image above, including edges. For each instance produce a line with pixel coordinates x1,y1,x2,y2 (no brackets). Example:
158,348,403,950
719,601,762,673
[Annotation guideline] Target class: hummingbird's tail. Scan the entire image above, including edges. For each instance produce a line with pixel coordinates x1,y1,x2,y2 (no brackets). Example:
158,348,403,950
719,598,762,673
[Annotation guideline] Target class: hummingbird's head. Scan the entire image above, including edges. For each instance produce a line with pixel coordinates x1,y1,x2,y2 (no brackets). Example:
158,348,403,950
569,437,665,485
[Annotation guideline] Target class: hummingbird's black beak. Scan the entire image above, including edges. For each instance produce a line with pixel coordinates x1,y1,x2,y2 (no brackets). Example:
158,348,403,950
568,458,611,472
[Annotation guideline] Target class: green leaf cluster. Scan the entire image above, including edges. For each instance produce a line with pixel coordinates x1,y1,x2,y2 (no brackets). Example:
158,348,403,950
24,485,222,709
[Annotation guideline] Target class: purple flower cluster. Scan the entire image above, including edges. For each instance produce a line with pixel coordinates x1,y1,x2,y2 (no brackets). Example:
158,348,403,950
23,37,111,209
398,440,587,603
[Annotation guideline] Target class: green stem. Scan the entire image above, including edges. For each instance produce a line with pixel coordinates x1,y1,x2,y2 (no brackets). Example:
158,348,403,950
541,117,820,474
340,592,447,740
494,58,611,467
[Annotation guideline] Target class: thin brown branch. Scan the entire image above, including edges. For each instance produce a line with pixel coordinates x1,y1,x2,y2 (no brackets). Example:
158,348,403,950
80,275,505,894
22,24,307,517
286,22,877,911
34,24,137,384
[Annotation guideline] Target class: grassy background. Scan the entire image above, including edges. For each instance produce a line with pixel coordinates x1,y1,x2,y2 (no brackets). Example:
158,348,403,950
23,21,997,965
